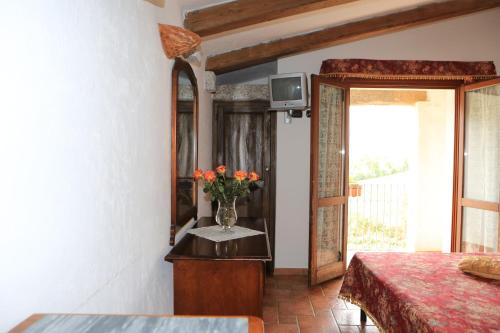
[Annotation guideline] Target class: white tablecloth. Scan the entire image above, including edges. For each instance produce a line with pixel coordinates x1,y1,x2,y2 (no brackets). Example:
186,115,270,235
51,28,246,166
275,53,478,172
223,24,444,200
187,225,264,242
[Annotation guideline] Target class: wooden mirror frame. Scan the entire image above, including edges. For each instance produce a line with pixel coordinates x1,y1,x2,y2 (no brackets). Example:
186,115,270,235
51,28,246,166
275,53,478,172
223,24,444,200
170,58,198,245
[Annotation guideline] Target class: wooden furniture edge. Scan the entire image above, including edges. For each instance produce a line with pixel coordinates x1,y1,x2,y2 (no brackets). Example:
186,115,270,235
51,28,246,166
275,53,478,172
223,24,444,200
166,255,273,262
165,217,272,262
248,316,265,333
274,268,308,276
9,314,44,333
9,314,264,333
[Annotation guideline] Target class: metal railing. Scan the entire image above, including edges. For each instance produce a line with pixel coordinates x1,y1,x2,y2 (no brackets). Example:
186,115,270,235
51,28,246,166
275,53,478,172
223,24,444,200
348,183,408,251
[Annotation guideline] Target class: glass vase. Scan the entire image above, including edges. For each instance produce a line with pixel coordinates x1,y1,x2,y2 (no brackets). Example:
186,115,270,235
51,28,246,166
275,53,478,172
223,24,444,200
215,197,238,231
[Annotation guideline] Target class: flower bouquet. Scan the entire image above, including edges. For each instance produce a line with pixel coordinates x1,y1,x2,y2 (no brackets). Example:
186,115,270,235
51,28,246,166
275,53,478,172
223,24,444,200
193,165,261,230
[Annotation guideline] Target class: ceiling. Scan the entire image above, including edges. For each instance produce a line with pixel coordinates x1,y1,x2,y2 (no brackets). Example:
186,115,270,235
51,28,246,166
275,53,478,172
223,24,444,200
178,0,438,57
179,0,229,12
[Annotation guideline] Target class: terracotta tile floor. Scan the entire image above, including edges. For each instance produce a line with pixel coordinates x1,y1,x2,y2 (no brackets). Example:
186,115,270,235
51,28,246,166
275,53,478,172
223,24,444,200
263,275,379,333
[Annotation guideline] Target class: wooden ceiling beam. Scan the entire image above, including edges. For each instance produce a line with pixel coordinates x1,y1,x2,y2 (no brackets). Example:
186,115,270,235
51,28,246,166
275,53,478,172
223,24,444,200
184,0,359,37
206,0,500,74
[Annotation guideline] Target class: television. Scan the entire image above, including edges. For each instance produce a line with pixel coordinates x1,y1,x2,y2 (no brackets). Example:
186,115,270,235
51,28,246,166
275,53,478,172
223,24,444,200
269,73,308,110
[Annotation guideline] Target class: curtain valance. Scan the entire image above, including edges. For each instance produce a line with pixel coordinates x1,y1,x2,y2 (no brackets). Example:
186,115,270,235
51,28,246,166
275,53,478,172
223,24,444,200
319,59,497,82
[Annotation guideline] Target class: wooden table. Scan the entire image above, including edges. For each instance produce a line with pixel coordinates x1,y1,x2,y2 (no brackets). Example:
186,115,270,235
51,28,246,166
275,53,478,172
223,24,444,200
165,217,272,318
9,314,264,333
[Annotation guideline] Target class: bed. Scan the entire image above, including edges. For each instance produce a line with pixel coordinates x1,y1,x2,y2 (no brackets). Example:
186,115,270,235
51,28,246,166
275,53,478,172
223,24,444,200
339,252,500,333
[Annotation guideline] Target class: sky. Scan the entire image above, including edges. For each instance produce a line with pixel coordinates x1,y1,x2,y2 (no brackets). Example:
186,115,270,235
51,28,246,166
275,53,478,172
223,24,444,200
349,104,418,169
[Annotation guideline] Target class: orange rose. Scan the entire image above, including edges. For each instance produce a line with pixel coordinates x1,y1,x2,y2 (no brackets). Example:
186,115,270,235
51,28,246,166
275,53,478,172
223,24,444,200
204,170,216,183
234,170,247,182
193,169,204,180
216,165,226,174
248,171,259,182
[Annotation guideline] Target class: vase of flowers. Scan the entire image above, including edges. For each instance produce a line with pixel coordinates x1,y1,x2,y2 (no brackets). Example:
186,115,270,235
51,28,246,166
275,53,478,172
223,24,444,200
193,165,260,231
215,196,238,231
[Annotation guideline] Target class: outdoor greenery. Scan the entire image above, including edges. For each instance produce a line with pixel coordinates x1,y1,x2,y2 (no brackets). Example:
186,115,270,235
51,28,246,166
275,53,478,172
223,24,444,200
347,156,410,252
348,215,407,251
350,157,409,183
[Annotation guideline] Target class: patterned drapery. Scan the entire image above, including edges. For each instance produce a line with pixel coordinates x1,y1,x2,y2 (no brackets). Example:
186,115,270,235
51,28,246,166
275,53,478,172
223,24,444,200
320,59,497,82
317,84,345,267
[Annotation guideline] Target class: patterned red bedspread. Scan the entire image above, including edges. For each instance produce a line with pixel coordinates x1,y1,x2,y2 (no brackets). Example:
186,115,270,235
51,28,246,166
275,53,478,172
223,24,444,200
340,252,500,333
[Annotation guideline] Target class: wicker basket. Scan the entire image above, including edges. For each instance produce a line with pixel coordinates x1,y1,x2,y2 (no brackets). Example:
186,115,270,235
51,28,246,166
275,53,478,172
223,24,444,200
159,24,201,59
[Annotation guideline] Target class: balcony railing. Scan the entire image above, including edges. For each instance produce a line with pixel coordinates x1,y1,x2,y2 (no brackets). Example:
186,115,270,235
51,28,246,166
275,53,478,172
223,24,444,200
348,183,408,251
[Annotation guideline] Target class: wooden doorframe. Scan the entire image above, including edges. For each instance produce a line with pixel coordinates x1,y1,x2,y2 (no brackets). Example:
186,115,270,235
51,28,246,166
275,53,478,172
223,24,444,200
212,100,277,271
455,77,500,252
309,76,351,285
311,77,465,256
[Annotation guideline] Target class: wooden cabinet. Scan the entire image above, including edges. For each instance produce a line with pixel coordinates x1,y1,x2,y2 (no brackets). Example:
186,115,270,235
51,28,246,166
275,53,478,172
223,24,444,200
165,217,272,318
212,100,277,273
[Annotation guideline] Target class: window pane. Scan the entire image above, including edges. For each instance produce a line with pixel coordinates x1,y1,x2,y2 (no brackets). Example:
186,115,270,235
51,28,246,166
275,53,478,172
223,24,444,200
461,207,498,253
318,84,345,198
463,84,500,202
317,206,343,266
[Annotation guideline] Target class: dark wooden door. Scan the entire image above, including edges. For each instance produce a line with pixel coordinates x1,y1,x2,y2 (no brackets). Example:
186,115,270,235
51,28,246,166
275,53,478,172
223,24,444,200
213,100,276,271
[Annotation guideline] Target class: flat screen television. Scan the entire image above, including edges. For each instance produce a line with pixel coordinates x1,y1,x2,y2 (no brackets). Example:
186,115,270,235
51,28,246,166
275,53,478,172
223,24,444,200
269,73,308,110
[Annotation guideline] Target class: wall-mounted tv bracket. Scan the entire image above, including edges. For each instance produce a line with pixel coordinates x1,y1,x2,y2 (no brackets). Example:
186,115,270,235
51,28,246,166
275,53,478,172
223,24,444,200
267,108,311,124
267,108,311,116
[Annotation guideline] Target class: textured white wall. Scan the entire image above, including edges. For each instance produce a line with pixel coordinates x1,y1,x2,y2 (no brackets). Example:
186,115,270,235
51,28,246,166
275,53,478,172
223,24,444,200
195,61,214,218
0,1,211,331
276,8,500,268
413,91,455,253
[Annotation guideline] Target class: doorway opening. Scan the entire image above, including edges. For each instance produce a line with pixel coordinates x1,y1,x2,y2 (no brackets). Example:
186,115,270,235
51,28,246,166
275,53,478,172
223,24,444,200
347,88,455,261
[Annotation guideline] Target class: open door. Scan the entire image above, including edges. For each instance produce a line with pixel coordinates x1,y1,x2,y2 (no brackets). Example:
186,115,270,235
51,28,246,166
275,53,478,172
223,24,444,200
309,75,350,286
455,78,500,253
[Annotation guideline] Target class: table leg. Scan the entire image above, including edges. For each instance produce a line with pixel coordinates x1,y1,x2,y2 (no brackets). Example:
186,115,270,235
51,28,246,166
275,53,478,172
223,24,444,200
360,309,367,323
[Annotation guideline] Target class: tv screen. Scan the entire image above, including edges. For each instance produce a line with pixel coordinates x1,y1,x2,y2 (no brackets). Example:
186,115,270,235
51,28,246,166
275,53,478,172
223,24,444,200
271,77,303,101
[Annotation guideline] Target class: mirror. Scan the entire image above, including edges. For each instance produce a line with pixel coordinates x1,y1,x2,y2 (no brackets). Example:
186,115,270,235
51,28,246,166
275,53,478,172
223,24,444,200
170,59,198,245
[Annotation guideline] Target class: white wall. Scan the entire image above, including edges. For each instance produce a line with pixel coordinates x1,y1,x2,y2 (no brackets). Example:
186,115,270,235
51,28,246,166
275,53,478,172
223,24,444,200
412,90,455,252
195,65,213,218
0,1,211,331
276,8,500,268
